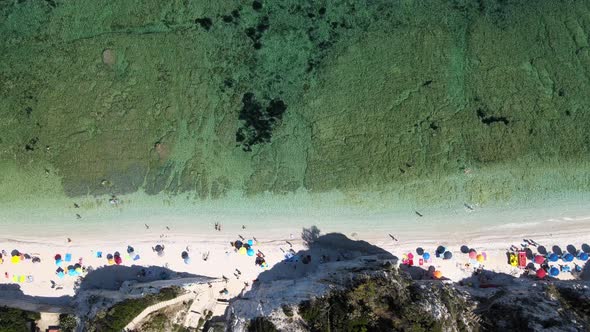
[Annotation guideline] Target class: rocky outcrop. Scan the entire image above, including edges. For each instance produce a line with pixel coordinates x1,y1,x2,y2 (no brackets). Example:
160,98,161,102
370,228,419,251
221,234,590,331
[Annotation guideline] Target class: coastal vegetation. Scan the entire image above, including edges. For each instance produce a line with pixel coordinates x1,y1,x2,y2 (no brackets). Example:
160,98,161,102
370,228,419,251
298,274,472,332
59,313,77,332
86,287,180,332
0,306,40,332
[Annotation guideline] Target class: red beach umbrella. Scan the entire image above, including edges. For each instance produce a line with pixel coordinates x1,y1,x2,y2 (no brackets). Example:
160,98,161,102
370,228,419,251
536,268,547,279
407,253,414,259
114,255,122,265
54,254,62,261
534,255,545,264
469,250,477,259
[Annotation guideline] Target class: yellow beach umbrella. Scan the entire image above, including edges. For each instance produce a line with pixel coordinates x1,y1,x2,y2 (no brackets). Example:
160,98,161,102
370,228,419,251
11,255,20,264
476,254,484,263
18,275,25,283
238,247,247,255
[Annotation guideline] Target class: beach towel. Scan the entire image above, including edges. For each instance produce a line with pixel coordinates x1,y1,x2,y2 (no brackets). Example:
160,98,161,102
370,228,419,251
65,253,72,262
133,255,140,261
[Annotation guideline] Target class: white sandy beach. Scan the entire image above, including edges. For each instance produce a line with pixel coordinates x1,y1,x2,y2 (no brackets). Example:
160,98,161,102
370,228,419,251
1,193,590,304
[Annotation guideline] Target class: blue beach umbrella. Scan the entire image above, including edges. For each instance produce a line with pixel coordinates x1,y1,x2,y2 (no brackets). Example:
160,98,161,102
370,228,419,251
578,252,589,261
549,266,560,277
548,253,558,262
247,248,255,256
423,253,431,260
247,239,254,246
563,253,574,262
57,271,65,279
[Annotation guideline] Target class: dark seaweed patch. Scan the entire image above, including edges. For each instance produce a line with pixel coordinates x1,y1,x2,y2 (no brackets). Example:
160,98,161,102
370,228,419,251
476,108,509,126
25,106,33,117
25,137,39,151
252,1,263,11
245,16,269,49
236,93,287,151
195,17,213,31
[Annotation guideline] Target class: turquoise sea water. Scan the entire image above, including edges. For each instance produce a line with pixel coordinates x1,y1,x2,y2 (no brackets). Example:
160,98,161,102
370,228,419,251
1,1,590,225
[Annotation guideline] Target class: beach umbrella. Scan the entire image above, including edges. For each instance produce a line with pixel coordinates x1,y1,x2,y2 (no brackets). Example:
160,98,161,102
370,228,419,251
436,246,446,255
57,271,65,279
54,254,62,261
74,263,81,269
423,253,431,260
238,247,247,255
107,259,114,265
549,267,560,277
181,251,189,259
578,252,589,261
23,254,31,260
55,259,62,266
534,255,545,264
11,249,20,257
106,253,113,260
408,253,414,259
11,255,20,264
154,245,164,252
443,251,452,260
247,248,255,256
476,254,484,263
127,246,135,254
247,239,254,246
563,253,574,262
469,250,477,259
32,257,41,263
114,251,121,258
68,269,76,276
416,247,424,255
548,253,558,262
460,245,469,254
67,265,74,271
433,270,442,279
234,240,243,249
114,256,122,265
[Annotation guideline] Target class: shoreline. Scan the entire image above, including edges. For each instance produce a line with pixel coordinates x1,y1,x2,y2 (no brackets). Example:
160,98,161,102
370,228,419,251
0,195,588,302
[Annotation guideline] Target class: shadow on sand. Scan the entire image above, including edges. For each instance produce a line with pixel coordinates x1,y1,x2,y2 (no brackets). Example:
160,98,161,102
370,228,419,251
0,265,205,314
